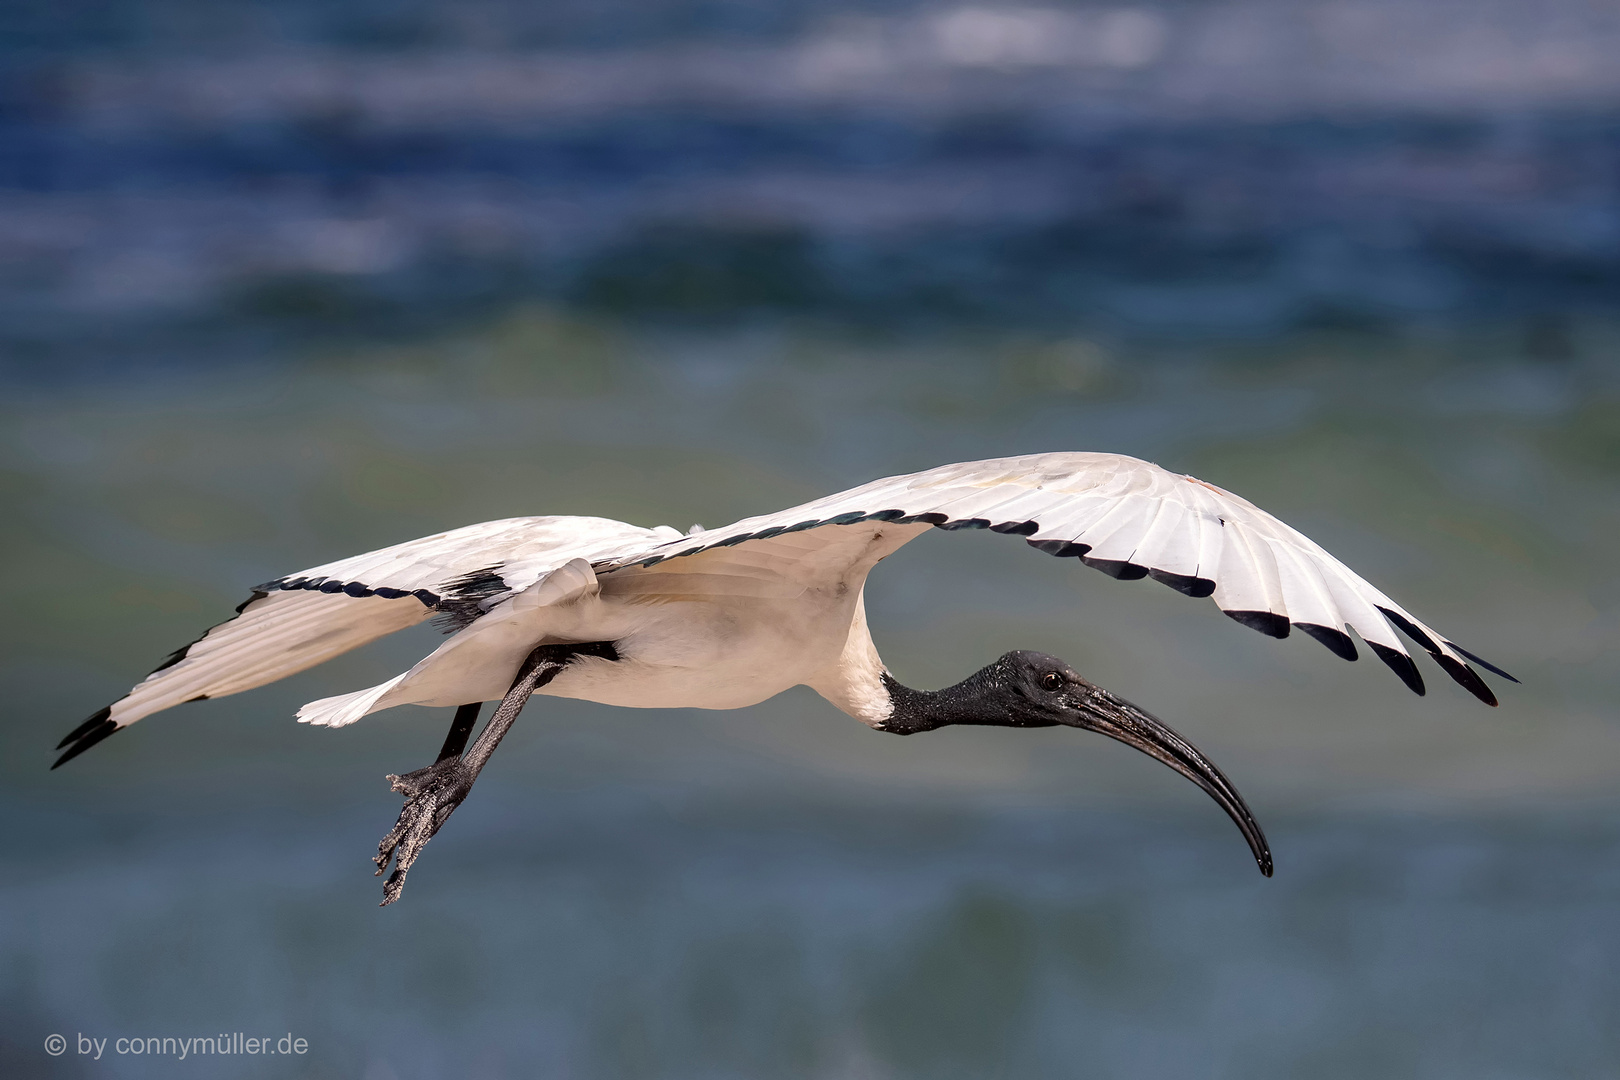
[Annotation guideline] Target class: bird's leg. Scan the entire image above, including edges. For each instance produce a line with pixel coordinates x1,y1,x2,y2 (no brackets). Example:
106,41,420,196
435,702,483,764
373,642,606,906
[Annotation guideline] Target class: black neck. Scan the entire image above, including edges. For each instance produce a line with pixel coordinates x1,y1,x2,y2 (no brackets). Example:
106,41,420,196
879,661,1055,735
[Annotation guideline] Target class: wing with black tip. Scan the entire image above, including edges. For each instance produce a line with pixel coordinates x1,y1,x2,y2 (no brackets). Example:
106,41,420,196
597,452,1514,705
54,516,677,767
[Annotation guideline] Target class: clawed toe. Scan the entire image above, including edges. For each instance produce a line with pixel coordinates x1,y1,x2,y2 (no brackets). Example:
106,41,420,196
374,815,410,875
366,646,573,906
387,765,436,797
374,759,470,905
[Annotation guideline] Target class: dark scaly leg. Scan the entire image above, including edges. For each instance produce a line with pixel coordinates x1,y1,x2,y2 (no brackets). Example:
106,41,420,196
373,641,616,906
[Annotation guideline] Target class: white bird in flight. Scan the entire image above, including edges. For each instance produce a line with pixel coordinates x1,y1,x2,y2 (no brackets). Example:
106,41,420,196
55,452,1513,904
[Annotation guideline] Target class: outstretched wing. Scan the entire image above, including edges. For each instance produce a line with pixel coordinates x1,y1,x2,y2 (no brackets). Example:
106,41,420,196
597,452,1513,704
55,516,679,766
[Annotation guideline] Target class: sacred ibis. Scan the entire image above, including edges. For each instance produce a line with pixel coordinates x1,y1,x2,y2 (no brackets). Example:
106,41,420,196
54,453,1513,904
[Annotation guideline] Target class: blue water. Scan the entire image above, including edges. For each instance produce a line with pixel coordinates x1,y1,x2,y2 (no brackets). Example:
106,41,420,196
4,0,1619,355
9,791,1620,1080
4,322,1618,1077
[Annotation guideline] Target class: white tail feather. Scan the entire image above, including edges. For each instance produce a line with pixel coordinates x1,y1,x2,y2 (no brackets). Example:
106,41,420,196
297,674,408,728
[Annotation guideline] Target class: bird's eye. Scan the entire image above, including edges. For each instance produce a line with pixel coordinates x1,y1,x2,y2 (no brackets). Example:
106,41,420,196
1041,672,1063,692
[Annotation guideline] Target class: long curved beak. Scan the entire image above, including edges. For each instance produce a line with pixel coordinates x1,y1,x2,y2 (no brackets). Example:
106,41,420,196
1067,688,1273,877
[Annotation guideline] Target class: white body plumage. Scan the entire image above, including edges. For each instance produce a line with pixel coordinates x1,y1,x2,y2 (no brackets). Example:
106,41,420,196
305,520,920,728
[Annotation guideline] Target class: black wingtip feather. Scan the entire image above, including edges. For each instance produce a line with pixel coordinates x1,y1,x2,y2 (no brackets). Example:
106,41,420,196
1295,623,1358,661
1147,568,1216,598
1376,606,1441,653
52,716,120,769
1225,610,1291,639
56,706,111,750
1435,654,1498,706
1082,557,1149,580
1379,606,1507,702
1026,539,1092,558
1369,643,1426,696
1446,641,1519,684
147,643,194,676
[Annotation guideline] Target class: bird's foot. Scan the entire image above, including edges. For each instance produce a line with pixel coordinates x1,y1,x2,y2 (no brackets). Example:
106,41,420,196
374,757,474,906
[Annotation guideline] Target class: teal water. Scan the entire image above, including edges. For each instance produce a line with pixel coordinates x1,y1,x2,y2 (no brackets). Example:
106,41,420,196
3,313,1619,1077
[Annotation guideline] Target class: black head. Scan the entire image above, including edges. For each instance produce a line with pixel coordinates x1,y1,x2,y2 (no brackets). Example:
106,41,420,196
990,649,1096,724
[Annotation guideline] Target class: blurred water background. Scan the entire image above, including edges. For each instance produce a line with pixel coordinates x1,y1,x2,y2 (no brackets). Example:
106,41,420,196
3,1,1620,1077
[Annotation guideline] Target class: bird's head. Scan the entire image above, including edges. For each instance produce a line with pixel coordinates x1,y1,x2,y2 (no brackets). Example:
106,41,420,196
981,650,1274,878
